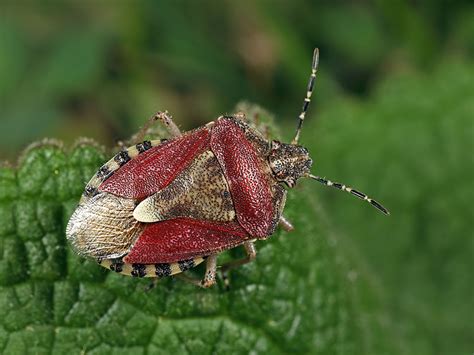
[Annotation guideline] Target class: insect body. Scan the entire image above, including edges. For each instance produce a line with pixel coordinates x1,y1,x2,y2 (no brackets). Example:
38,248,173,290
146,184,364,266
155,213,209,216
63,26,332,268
66,49,388,287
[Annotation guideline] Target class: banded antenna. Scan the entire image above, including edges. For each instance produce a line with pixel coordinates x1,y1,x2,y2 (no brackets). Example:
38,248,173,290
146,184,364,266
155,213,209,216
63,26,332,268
292,48,319,145
306,174,390,215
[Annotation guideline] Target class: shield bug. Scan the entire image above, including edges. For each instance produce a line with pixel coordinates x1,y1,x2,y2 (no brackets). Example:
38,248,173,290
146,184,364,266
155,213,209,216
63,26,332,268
66,48,389,287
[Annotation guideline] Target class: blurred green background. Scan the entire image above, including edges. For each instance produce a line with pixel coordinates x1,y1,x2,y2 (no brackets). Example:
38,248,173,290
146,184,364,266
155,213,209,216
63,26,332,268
1,1,472,354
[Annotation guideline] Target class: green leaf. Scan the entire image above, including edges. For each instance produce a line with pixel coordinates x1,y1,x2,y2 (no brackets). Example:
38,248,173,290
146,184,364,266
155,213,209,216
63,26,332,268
0,118,394,354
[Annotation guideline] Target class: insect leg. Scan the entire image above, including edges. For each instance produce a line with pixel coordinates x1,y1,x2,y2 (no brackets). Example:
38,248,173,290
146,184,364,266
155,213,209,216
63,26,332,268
219,241,256,289
174,255,217,288
279,215,294,232
133,110,181,143
153,110,182,138
201,254,217,287
220,241,257,273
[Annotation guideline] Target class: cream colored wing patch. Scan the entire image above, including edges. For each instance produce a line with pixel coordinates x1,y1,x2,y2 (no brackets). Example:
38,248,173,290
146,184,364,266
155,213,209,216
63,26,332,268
134,150,235,223
66,192,144,259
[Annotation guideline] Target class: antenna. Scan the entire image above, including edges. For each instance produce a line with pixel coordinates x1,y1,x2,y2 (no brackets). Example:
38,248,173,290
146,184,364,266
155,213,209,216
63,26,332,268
292,48,319,145
307,174,390,215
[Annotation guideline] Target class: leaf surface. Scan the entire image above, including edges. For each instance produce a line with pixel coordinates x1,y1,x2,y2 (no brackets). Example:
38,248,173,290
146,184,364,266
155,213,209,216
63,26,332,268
0,127,392,354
